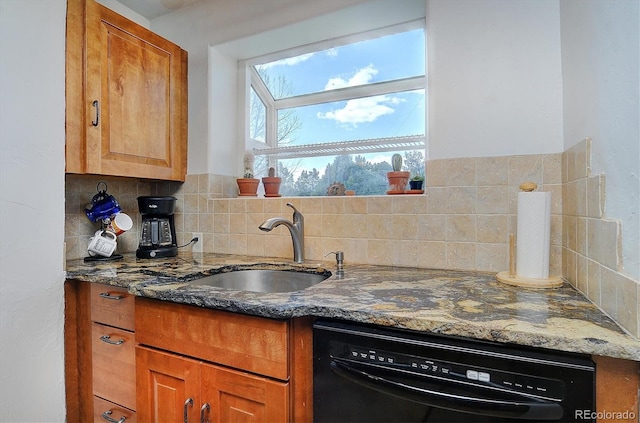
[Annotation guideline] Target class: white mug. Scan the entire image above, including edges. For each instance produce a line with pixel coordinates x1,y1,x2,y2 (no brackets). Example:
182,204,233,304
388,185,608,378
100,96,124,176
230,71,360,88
87,230,117,257
108,212,133,236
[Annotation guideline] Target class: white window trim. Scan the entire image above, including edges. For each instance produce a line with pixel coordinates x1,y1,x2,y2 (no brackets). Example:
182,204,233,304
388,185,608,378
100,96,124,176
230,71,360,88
242,19,426,161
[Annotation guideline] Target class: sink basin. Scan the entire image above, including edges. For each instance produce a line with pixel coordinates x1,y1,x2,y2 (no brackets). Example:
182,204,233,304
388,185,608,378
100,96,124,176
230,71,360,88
189,269,331,293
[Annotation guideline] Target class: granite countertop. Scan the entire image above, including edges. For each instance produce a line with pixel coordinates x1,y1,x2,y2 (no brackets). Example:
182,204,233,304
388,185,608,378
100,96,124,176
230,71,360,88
66,252,640,361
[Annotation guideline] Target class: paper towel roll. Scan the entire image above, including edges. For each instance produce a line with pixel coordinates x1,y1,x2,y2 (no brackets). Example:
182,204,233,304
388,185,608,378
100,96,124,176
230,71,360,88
516,191,551,279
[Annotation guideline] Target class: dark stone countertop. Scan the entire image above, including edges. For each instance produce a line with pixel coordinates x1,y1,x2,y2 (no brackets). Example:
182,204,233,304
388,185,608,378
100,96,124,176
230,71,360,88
66,252,640,361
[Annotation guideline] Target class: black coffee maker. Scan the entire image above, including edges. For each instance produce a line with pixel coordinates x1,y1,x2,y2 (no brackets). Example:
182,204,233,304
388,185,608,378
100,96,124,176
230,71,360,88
136,196,178,258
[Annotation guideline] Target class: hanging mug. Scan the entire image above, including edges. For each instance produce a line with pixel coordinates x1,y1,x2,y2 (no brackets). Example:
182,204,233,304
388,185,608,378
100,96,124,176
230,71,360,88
107,212,133,236
87,230,118,257
85,182,121,222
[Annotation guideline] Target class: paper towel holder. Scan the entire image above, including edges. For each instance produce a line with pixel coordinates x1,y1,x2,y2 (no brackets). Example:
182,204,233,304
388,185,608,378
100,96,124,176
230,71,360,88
496,182,563,289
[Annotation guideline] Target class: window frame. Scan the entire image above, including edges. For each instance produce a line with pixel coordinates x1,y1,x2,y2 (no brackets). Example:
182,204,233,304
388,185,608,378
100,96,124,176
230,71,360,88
240,18,427,175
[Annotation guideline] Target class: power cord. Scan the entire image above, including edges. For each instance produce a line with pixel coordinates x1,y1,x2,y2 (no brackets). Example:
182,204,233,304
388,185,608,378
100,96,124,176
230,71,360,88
177,236,199,249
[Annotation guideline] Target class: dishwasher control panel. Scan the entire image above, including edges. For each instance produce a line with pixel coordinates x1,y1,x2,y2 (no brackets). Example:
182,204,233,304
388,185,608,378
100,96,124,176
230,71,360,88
339,344,566,400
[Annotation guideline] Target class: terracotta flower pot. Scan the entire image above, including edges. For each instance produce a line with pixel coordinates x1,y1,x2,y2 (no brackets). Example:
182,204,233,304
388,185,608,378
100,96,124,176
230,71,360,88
386,171,410,194
262,177,282,197
237,178,259,196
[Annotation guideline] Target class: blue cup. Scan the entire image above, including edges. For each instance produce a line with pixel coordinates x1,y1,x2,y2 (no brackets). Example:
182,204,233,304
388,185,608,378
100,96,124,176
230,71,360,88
85,193,121,222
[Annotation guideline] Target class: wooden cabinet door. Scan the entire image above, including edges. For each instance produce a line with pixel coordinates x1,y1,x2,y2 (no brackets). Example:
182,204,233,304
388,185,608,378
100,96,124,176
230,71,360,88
74,0,187,181
136,346,201,423
201,362,289,423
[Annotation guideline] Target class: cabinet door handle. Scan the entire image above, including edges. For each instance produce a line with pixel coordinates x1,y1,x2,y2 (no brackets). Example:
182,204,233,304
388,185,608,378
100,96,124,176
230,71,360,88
183,398,193,423
92,99,100,126
100,410,126,423
99,292,123,301
200,403,210,423
100,335,124,345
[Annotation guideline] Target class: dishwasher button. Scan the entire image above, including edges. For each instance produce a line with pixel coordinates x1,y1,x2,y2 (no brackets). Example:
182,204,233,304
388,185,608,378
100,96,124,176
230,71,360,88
466,370,479,380
478,372,490,382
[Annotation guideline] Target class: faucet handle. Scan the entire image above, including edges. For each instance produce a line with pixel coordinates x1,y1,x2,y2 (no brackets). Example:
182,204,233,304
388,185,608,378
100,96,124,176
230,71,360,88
286,202,303,222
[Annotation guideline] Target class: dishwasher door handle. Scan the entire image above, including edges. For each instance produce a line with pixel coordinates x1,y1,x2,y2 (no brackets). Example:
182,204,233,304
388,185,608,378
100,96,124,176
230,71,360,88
330,359,564,421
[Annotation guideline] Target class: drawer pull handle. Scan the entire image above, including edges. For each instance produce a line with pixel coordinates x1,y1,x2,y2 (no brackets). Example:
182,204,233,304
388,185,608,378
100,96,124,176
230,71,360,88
100,335,124,345
92,100,100,126
184,397,194,423
101,410,126,423
99,292,123,300
200,403,210,423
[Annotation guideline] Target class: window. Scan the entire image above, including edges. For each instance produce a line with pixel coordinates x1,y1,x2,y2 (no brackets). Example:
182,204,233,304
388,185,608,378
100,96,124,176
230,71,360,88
245,20,426,196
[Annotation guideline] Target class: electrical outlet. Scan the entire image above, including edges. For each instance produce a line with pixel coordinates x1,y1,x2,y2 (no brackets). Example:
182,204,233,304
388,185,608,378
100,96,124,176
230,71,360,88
192,232,203,253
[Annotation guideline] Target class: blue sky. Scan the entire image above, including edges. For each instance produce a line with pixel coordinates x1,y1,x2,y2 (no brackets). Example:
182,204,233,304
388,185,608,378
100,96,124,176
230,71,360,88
255,28,426,176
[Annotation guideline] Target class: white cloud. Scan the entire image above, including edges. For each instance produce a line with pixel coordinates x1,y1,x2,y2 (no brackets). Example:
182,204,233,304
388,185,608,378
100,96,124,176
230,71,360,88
258,53,315,69
318,65,406,126
317,95,405,126
324,64,377,90
368,153,393,164
325,48,338,58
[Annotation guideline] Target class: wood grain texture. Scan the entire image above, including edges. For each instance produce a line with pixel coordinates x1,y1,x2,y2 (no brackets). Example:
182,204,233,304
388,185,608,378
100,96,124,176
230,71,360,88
90,283,135,331
91,323,136,410
67,0,187,181
93,396,137,423
290,317,314,423
202,361,289,423
136,297,289,380
64,280,94,422
136,346,201,423
594,355,639,422
65,0,86,174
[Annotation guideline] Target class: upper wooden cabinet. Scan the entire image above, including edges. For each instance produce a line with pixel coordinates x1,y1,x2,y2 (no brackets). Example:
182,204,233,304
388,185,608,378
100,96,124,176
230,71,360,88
66,0,188,181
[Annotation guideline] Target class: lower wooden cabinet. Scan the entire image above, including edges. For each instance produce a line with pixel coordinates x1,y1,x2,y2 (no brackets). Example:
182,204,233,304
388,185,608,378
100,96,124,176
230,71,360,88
65,280,640,423
91,323,136,411
136,346,288,423
93,396,137,423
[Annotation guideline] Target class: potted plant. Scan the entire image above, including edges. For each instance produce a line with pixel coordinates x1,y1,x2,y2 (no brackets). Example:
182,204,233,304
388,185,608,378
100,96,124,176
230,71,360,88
386,153,410,194
262,167,282,197
237,151,259,196
409,174,424,191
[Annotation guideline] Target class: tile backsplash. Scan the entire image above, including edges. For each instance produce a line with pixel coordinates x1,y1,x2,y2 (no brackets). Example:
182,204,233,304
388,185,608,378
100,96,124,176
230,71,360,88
562,138,638,338
65,144,639,338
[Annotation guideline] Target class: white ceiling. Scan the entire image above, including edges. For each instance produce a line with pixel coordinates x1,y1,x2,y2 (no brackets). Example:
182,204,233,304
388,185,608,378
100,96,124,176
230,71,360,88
117,0,202,19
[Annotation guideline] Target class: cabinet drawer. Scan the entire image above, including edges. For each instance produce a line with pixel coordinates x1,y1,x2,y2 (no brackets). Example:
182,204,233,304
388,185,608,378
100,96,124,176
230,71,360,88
92,323,136,411
91,284,135,330
93,396,136,423
135,297,289,380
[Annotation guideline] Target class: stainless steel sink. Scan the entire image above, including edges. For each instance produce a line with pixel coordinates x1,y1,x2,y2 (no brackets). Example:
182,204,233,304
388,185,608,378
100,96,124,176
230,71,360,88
189,269,331,293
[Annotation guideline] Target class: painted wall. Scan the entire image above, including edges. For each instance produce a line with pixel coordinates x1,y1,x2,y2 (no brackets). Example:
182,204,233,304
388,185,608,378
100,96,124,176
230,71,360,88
150,0,415,175
0,1,67,421
152,0,563,171
97,0,150,27
559,0,639,280
426,0,563,159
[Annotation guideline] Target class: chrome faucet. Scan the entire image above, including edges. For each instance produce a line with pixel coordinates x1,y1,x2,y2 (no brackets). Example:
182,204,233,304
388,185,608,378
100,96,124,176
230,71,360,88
259,202,305,263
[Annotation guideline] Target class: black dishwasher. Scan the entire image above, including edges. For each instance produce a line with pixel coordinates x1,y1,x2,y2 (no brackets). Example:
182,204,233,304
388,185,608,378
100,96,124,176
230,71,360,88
313,320,595,422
